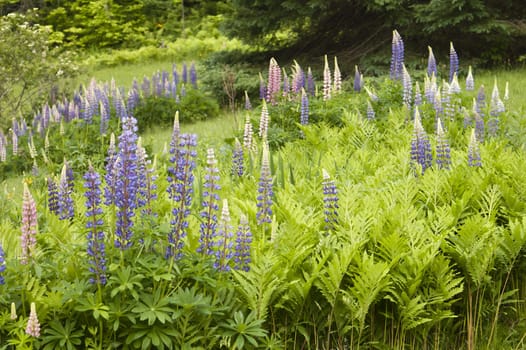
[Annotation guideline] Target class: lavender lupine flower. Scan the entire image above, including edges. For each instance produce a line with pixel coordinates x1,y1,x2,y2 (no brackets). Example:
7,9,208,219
127,88,140,114
442,82,454,120
474,111,485,143
466,66,474,91
323,55,332,101
215,199,233,271
307,67,315,97
104,133,118,206
402,65,412,108
232,139,244,177
11,129,18,156
21,183,38,265
436,118,451,170
182,63,188,84
267,58,281,105
136,138,157,215
0,244,5,285
291,60,305,94
84,164,107,286
300,88,309,125
366,100,375,120
244,91,252,110
322,169,339,230
450,74,461,94
434,90,443,119
166,133,197,259
243,115,254,153
449,42,459,83
0,138,6,163
259,100,270,140
427,46,437,78
410,108,433,175
114,116,140,249
99,103,109,135
47,177,59,215
25,303,40,337
390,30,404,80
353,65,361,92
199,148,220,256
234,215,252,271
414,81,422,107
259,73,267,101
468,129,482,167
333,57,342,94
487,117,499,138
364,86,379,102
256,143,273,225
476,85,486,118
282,68,290,98
65,160,75,193
425,73,437,103
172,63,179,87
58,164,74,220
190,62,197,88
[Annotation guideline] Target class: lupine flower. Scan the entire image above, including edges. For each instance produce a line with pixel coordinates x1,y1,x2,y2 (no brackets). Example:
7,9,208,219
215,199,233,271
333,57,342,94
435,118,451,170
259,100,270,140
243,115,254,152
84,164,107,286
114,116,140,249
234,215,252,271
58,163,74,220
300,88,309,125
410,108,433,175
172,63,179,87
0,244,5,285
282,68,290,98
366,100,375,121
364,86,379,102
32,159,39,177
199,148,220,256
425,73,437,103
414,81,422,107
449,42,459,83
442,82,453,120
468,129,482,167
25,303,40,337
11,129,18,156
402,65,412,107
307,67,315,97
232,139,244,177
104,133,118,206
244,91,252,110
10,303,16,320
474,110,485,143
21,183,38,264
166,133,197,259
190,62,197,88
466,66,474,91
136,138,157,215
487,117,499,138
259,72,267,100
291,60,305,94
323,55,332,101
390,30,404,80
476,85,486,118
182,62,188,84
450,73,461,94
267,58,281,105
427,46,437,78
322,169,339,230
0,138,6,162
353,65,361,92
256,143,273,225
47,177,59,215
434,90,443,119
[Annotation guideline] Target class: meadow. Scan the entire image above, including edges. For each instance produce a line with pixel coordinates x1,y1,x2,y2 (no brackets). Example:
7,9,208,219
1,31,526,350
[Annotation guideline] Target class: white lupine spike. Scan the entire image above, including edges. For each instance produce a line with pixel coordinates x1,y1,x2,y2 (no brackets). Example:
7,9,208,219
323,55,331,101
504,81,509,101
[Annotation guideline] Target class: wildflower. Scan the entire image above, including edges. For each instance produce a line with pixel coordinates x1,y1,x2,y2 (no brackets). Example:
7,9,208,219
410,108,433,175
136,138,157,215
47,177,59,215
243,115,254,152
282,68,290,98
25,303,40,337
58,163,74,220
244,90,252,110
10,303,16,320
182,62,188,84
476,85,486,118
291,60,305,94
256,143,273,225
450,73,461,94
215,199,233,271
474,111,485,143
353,65,361,92
166,134,197,259
172,63,179,86
449,42,459,83
364,86,378,102
468,129,482,167
323,55,331,101
259,73,267,100
300,88,309,125
390,30,404,80
322,169,339,230
307,67,315,97
259,100,270,140
190,62,197,88
466,66,474,91
234,215,252,271
199,148,221,256
232,139,244,177
266,58,281,105
334,57,342,94
402,65,412,107
427,46,437,78
21,183,38,264
104,133,118,205
436,118,451,170
414,81,422,107
366,100,375,120
11,129,18,156
0,244,5,285
434,90,443,119
84,164,107,286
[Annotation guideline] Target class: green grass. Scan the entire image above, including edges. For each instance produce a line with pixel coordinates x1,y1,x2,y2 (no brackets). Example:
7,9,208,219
477,68,526,112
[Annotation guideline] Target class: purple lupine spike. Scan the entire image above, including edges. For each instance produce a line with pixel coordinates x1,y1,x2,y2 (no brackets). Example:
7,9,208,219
180,84,186,97
58,163,74,220
487,116,499,138
259,100,270,139
259,72,267,101
466,66,474,91
127,88,140,114
402,65,412,107
141,76,151,97
172,63,179,86
21,183,38,265
0,244,6,285
166,133,197,259
232,139,244,177
135,138,155,213
84,164,107,286
282,68,290,98
267,58,281,105
449,42,459,83
323,55,331,101
11,129,17,156
47,177,59,215
322,169,339,230
234,215,252,271
170,111,180,150
190,62,197,89
390,30,404,80
100,102,109,135
476,85,486,118
353,65,361,92
12,118,19,136
198,148,220,256
410,108,433,175
307,67,315,97
300,88,309,125
256,143,273,225
427,46,437,78
366,100,375,121
65,160,75,193
436,118,451,170
114,116,140,249
414,81,422,107
214,199,233,271
468,129,482,167
104,133,117,206
25,303,40,337
182,63,188,84
334,57,342,94
291,60,305,94
474,112,485,143
244,91,252,110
